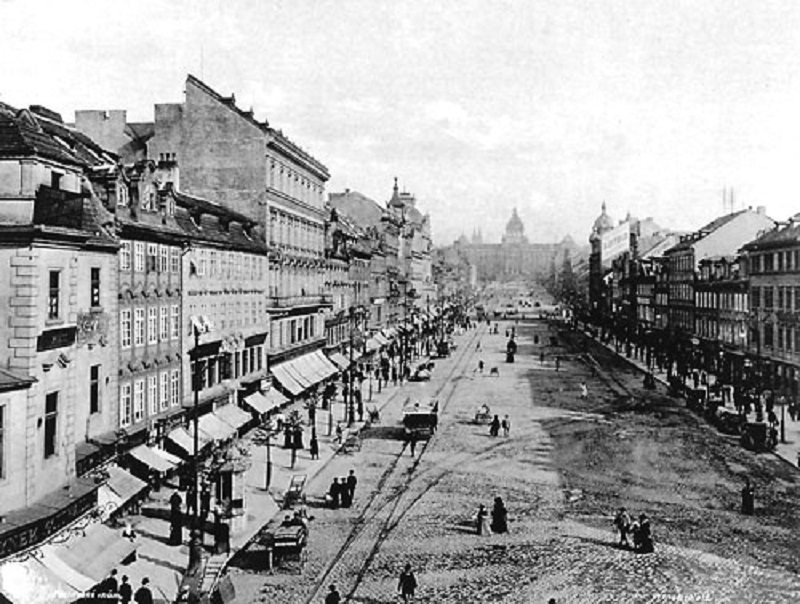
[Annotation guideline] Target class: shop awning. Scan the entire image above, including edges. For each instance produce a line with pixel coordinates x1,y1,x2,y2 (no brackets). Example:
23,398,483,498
271,364,305,396
312,350,340,378
374,333,390,346
215,404,251,431
327,351,350,371
128,444,177,474
166,427,211,457
295,353,326,383
243,391,270,415
366,337,382,352
198,412,237,441
0,557,82,604
39,523,137,593
97,465,148,520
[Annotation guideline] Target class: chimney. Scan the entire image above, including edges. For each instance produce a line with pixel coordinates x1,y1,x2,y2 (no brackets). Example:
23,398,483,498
756,206,766,215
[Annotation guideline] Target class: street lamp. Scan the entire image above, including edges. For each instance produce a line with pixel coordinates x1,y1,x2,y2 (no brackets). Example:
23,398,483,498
188,327,204,576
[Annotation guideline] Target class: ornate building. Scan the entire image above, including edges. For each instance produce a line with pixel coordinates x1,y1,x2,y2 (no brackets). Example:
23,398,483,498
456,208,574,282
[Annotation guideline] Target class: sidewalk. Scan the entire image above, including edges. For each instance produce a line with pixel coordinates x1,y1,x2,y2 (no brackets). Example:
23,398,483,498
582,329,800,472
112,356,420,603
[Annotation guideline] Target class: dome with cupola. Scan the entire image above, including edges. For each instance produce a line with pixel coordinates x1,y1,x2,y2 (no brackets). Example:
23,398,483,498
592,202,614,235
502,208,528,245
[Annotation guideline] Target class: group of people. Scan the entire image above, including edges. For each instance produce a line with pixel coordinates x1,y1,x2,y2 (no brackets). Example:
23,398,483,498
93,569,154,604
489,414,511,437
476,496,509,535
613,507,654,553
326,470,358,509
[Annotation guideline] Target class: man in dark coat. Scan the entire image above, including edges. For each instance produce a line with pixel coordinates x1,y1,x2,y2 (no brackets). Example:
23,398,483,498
491,496,508,533
169,491,183,545
397,563,418,603
118,575,133,604
325,584,341,604
134,577,153,604
328,478,341,508
309,434,319,460
346,470,358,504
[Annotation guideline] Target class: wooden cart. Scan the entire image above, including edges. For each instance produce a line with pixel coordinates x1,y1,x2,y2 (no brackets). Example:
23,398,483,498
283,474,307,509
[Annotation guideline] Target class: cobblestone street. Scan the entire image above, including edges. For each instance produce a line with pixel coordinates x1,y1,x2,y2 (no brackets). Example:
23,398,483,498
229,321,800,603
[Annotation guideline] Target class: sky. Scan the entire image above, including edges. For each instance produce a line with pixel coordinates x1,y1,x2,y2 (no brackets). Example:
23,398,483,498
2,0,800,246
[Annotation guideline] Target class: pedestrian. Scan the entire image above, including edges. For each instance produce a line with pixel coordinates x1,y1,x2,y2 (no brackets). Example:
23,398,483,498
328,478,341,509
397,563,418,603
98,568,118,596
633,513,653,553
392,366,398,386
336,423,343,444
309,434,320,460
340,478,352,508
540,351,545,365
200,483,211,524
501,414,510,436
134,577,153,604
477,359,484,373
613,507,631,548
490,496,508,533
346,469,358,504
555,356,560,372
119,575,133,604
409,432,417,456
741,478,755,515
489,415,500,437
325,584,341,604
580,383,588,399
476,341,482,351
476,504,489,535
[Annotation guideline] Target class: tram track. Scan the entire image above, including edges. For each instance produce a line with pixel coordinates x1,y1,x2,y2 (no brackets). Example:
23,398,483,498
301,324,484,604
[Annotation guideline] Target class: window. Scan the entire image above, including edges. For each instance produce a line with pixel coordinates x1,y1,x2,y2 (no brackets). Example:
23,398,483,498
148,375,158,415
764,287,774,309
44,392,58,459
120,309,132,349
170,305,179,340
160,245,169,273
51,171,63,189
90,267,101,307
147,244,158,272
198,250,206,276
170,247,180,274
160,372,169,411
120,241,131,270
170,369,180,407
0,405,5,479
134,308,145,347
120,382,132,427
160,306,169,341
210,250,217,276
752,286,761,309
133,379,144,423
134,242,145,272
47,271,60,320
764,323,774,348
90,365,100,414
148,307,158,344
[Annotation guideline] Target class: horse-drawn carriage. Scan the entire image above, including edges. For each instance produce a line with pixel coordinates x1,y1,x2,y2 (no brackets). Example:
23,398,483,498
473,404,492,424
740,421,778,453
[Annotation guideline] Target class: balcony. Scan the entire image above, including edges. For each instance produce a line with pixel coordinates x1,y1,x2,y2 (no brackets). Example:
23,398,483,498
266,294,332,309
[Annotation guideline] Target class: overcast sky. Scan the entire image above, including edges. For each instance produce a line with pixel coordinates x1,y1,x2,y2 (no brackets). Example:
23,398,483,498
2,0,800,246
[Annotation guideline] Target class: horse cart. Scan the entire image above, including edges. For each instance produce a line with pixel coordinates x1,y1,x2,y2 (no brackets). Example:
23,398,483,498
473,405,492,424
283,474,307,509
256,522,309,572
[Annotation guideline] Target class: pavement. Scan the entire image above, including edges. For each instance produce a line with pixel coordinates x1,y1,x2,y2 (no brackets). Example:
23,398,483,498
112,351,425,603
581,329,800,472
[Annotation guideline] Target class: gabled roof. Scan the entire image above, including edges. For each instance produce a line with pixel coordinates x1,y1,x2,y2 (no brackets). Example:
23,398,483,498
0,104,118,168
741,220,800,252
666,210,748,253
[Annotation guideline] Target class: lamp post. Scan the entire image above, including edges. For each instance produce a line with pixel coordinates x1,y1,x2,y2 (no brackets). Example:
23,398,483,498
188,327,203,576
347,306,356,426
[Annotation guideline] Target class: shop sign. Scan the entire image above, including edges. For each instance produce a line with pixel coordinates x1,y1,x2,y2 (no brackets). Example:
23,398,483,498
0,489,97,558
36,326,77,352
